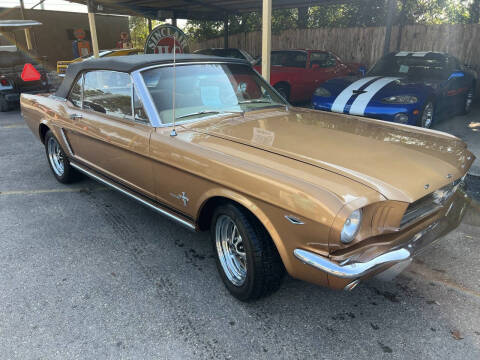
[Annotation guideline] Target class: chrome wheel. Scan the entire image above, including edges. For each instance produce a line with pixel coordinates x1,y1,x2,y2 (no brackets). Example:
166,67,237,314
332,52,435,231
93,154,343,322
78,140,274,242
215,215,247,286
47,136,65,176
422,102,434,128
465,88,474,113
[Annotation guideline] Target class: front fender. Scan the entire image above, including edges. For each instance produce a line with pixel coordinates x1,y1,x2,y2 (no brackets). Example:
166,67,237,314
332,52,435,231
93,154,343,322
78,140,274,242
195,188,293,272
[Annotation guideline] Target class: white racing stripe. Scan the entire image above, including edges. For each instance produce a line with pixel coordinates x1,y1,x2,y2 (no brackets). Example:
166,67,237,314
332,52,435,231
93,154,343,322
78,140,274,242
349,77,401,116
330,76,379,113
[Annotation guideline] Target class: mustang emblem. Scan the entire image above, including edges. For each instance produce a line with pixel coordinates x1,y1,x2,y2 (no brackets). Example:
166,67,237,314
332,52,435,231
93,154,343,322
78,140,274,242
170,192,189,206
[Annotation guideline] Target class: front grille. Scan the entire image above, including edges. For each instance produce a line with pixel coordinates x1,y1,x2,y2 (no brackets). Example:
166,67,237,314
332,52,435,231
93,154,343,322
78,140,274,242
400,181,460,228
400,193,440,228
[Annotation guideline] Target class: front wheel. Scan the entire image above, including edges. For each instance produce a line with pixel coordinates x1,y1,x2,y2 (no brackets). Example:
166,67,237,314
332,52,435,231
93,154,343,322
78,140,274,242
274,83,290,102
418,101,435,128
44,130,78,183
211,203,285,301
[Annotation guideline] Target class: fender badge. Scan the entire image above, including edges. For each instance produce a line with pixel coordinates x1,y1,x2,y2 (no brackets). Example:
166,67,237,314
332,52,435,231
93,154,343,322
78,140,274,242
170,192,189,206
424,184,430,190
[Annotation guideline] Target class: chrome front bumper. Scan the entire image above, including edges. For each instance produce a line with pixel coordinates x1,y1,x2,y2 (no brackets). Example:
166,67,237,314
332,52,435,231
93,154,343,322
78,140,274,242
294,191,469,280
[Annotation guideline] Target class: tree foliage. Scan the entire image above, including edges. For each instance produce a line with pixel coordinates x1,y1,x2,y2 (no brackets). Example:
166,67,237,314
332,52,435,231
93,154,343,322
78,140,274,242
129,17,163,48
184,0,479,41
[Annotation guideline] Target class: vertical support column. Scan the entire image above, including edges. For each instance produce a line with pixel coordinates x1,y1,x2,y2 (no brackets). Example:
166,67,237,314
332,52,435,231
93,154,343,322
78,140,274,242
148,18,152,33
383,0,396,55
172,18,177,27
262,0,272,82
87,0,99,58
19,0,33,50
224,16,229,49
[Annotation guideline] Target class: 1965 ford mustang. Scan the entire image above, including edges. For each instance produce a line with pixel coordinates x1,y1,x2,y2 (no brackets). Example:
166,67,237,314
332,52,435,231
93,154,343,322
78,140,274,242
21,54,474,301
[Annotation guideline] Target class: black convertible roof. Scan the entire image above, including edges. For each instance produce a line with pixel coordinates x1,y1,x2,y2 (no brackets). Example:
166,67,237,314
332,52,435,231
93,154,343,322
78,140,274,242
55,54,249,98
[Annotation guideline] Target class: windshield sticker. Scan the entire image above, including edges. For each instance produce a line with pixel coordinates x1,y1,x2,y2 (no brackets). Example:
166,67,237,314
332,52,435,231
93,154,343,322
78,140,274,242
399,64,409,73
252,127,275,146
200,86,222,107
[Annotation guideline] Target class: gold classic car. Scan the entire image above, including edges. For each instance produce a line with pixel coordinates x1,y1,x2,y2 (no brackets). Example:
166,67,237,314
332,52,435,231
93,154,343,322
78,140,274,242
56,48,142,74
21,54,474,301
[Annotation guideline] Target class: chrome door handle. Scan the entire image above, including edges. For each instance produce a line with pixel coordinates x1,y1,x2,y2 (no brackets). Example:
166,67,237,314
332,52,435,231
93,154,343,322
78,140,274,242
70,114,82,120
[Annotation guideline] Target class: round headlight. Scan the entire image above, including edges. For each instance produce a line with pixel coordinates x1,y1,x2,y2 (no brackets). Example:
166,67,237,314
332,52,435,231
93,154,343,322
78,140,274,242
381,95,418,104
340,209,362,244
314,87,331,97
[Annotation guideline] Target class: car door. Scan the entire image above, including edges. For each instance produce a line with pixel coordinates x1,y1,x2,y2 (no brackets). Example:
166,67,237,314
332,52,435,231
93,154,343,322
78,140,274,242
63,70,155,197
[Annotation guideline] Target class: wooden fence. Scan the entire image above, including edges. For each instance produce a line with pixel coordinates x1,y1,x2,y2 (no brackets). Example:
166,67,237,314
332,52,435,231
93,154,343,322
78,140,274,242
191,24,480,69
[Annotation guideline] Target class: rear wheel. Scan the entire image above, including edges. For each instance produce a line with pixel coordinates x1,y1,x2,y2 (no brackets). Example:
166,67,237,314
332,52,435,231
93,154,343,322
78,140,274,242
0,95,9,112
44,130,77,183
460,86,474,115
211,203,285,301
274,83,290,102
419,101,434,128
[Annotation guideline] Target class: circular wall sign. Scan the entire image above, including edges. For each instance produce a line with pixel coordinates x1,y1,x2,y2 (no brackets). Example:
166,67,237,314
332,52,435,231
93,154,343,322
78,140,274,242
74,28,86,40
144,24,190,54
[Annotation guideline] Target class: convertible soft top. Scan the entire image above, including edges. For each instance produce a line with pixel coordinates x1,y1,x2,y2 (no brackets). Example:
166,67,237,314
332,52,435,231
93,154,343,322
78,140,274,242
55,54,250,98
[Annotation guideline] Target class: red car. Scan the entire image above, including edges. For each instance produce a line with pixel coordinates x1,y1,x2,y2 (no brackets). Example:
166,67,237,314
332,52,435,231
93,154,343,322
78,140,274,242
254,49,364,103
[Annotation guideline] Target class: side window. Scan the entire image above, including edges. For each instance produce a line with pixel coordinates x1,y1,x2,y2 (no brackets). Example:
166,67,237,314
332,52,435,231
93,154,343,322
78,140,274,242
311,53,337,68
133,88,148,123
83,71,132,118
327,54,338,67
68,74,83,107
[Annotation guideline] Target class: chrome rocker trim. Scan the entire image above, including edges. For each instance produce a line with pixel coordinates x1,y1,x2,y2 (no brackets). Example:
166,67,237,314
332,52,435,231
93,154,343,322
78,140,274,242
70,162,196,231
294,248,411,279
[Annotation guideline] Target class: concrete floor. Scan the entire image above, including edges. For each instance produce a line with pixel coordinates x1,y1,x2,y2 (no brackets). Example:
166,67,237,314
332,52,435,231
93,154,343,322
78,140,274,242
433,106,480,176
0,110,479,359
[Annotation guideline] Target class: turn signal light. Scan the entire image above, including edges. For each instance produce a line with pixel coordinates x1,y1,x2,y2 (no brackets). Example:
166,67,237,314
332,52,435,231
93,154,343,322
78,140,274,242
0,77,8,86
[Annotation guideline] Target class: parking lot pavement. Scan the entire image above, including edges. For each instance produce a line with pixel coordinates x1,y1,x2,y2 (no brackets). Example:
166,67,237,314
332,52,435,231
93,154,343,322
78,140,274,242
433,105,480,176
1,110,479,360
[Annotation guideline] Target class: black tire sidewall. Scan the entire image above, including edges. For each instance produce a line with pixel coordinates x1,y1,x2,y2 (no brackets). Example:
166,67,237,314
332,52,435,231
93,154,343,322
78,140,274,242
274,84,289,102
210,204,260,301
0,95,9,112
419,100,435,128
44,131,75,183
461,87,474,115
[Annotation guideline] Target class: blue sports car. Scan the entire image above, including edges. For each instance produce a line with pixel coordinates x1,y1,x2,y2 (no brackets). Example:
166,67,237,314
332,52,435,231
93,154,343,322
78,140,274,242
311,51,477,128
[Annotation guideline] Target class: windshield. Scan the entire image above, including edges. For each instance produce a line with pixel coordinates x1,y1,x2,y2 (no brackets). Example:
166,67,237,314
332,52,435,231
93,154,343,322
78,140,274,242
369,55,447,80
81,50,112,60
141,63,286,124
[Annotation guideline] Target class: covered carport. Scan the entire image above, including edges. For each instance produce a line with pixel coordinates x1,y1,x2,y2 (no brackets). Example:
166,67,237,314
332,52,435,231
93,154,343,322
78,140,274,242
69,0,397,82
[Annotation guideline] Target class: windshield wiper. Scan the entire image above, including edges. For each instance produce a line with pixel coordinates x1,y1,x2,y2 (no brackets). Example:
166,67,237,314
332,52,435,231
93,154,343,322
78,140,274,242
237,99,274,104
176,110,242,120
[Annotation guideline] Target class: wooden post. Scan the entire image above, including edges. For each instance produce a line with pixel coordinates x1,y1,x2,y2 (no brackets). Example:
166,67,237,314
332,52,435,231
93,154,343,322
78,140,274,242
224,16,229,48
172,18,177,26
383,0,396,55
19,0,33,50
148,18,152,33
262,0,272,82
87,0,99,58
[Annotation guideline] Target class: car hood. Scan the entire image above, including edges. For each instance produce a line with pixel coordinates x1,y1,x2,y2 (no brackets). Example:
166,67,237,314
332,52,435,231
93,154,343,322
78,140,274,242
187,108,474,203
322,75,435,96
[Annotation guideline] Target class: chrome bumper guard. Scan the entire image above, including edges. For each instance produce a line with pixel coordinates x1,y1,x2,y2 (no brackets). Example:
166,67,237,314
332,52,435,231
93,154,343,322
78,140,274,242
294,192,468,280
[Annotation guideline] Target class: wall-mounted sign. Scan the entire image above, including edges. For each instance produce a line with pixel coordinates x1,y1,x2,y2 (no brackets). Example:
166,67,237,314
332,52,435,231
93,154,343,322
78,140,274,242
144,24,190,54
